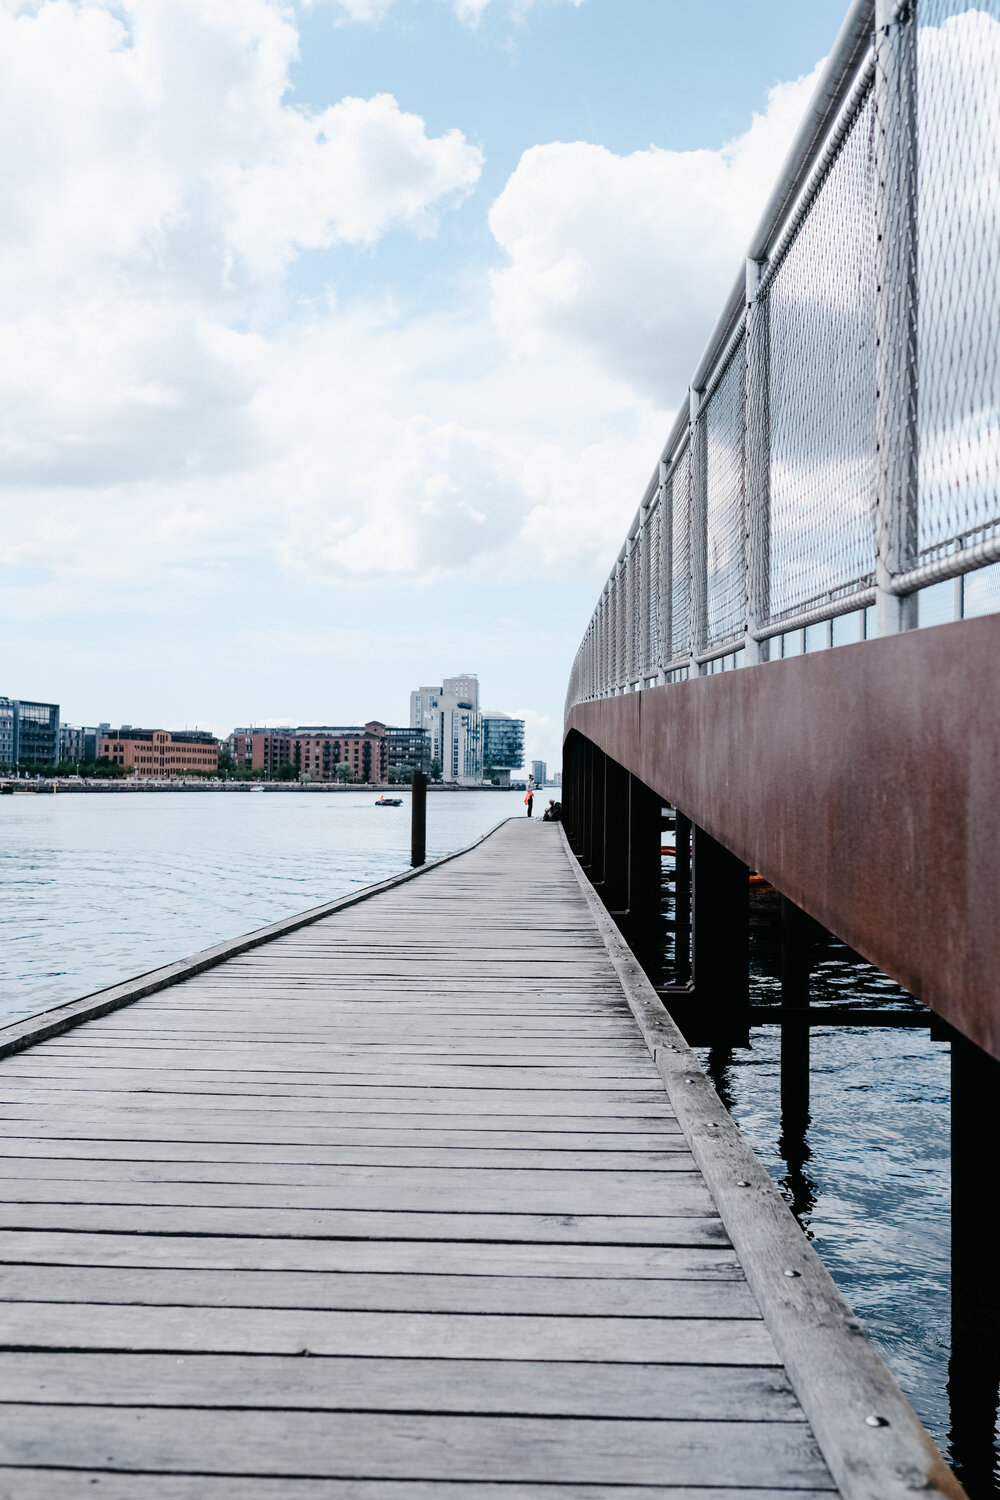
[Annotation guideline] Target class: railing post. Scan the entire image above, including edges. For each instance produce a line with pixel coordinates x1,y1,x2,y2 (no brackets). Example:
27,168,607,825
874,0,919,635
745,256,771,664
689,385,708,674
658,458,672,679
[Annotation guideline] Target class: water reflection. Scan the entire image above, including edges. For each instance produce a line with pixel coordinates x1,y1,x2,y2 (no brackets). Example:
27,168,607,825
777,1100,818,1233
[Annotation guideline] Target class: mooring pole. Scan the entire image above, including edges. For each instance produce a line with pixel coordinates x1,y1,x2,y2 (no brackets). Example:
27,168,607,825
411,772,427,868
779,895,812,1126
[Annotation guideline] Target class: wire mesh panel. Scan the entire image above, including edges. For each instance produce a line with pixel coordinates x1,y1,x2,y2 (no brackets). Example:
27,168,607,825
615,561,627,685
643,503,661,674
627,540,642,680
668,442,692,663
702,337,747,647
762,90,877,623
916,0,1000,568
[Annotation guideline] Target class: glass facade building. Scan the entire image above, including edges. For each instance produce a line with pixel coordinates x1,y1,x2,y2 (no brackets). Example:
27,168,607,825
483,713,525,771
0,697,60,767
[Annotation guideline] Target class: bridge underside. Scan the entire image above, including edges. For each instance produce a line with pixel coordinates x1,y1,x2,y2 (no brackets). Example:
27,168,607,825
564,613,1000,1061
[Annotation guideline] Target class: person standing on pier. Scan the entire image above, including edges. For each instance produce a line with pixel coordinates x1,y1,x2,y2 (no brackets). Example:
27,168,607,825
525,776,535,817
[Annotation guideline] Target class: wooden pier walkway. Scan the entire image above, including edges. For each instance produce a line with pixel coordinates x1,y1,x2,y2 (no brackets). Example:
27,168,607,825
0,819,959,1498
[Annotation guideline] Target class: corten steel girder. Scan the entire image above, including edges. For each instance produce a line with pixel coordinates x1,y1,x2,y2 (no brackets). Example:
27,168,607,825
565,613,1000,1062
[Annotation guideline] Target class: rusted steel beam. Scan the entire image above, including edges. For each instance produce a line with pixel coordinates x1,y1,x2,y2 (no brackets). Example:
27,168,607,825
565,614,1000,1061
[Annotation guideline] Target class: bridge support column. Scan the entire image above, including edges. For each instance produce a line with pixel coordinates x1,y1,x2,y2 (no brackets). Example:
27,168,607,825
621,774,664,973
579,740,595,868
600,757,630,910
582,743,607,885
779,896,813,1129
692,825,750,1047
664,821,748,1047
948,1030,1000,1496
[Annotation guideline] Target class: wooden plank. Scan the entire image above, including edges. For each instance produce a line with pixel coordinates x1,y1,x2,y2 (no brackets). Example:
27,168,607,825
0,1232,742,1277
0,1409,831,1487
0,1265,758,1317
0,1171,715,1215
0,1139,692,1168
0,1304,778,1363
0,1123,686,1148
0,1157,702,1191
0,1476,835,1500
0,1350,800,1417
0,1205,730,1244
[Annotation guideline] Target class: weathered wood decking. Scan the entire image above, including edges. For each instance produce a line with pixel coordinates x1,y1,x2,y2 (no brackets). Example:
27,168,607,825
0,819,958,1497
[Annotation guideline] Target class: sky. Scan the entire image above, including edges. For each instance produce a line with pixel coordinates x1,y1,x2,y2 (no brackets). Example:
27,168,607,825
0,0,850,771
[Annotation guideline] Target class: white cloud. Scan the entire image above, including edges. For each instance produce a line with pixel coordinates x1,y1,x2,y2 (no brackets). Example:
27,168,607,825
0,0,821,618
487,68,821,400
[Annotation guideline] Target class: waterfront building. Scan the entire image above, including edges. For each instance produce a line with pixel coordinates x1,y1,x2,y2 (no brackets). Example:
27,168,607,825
0,697,60,767
531,759,548,786
59,724,108,764
482,712,525,774
410,675,483,785
385,726,430,780
230,723,391,783
99,729,219,777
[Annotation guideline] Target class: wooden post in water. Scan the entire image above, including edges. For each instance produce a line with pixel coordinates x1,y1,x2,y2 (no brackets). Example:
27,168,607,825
411,772,427,868
779,896,812,1127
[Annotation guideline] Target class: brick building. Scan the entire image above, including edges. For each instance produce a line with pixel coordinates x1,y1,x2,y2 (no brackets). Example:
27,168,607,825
229,722,393,783
100,729,219,777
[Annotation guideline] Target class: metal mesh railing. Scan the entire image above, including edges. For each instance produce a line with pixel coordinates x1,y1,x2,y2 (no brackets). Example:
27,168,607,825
702,335,748,646
566,0,1000,711
762,89,877,622
916,0,1000,571
668,442,692,666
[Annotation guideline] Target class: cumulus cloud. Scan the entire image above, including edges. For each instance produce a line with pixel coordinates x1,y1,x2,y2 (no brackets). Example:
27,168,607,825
0,0,821,617
488,68,821,401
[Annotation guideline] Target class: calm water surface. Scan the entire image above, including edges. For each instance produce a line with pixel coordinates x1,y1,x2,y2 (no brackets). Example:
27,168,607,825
0,789,524,1025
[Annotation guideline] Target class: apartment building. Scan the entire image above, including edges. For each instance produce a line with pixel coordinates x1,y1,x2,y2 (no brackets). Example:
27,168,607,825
229,723,392,783
100,729,219,777
410,675,483,785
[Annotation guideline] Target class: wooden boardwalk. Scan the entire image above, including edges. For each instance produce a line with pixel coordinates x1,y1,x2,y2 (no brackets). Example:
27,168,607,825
0,819,956,1497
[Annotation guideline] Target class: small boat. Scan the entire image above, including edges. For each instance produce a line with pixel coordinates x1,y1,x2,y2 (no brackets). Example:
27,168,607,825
375,795,403,807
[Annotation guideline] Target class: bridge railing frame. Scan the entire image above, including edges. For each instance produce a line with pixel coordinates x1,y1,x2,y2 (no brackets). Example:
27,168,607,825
567,0,1000,712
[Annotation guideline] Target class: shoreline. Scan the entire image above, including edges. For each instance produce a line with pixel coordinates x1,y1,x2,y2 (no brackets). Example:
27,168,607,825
1,780,524,795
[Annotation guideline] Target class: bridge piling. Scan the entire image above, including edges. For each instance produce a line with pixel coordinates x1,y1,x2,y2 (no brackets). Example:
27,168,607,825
779,895,815,1128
